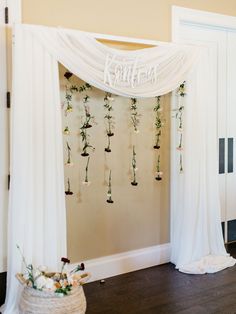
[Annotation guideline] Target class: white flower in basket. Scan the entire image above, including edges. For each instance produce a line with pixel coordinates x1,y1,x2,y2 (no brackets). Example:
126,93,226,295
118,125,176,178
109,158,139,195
16,246,90,314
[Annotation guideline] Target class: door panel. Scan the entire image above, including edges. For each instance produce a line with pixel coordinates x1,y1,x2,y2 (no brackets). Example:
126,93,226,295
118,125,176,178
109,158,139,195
226,32,236,224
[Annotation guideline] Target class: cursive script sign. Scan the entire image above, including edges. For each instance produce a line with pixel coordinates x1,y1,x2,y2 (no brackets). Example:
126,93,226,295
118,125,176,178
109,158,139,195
104,54,158,88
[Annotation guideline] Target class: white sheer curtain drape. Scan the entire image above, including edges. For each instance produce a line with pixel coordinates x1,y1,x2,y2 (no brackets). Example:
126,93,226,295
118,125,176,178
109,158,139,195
1,23,235,313
171,53,235,274
2,25,67,314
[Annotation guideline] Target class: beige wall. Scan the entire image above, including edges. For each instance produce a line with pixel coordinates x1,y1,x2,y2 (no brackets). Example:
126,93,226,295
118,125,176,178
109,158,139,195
60,68,170,261
22,0,236,41
22,0,236,262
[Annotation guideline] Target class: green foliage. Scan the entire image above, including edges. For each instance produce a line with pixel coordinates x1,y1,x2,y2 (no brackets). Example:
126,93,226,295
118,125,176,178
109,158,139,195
130,98,140,132
55,285,72,295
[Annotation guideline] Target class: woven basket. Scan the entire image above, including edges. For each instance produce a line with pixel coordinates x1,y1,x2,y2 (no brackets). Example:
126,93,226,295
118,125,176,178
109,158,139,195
17,273,90,314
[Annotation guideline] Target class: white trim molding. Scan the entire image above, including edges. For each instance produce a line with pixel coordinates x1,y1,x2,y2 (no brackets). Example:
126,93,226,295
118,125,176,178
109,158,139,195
172,6,236,42
72,243,171,283
6,0,21,25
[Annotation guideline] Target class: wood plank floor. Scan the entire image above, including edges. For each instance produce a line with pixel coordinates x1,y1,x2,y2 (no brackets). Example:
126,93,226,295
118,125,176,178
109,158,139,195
1,245,236,313
84,245,236,314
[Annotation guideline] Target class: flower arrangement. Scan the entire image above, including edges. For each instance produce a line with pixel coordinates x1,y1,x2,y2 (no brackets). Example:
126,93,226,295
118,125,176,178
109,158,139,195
63,126,70,135
16,245,86,296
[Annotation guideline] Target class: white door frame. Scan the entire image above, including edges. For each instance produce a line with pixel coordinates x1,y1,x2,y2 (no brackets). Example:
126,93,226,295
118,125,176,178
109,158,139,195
0,0,8,273
0,0,21,272
171,6,236,244
172,6,236,42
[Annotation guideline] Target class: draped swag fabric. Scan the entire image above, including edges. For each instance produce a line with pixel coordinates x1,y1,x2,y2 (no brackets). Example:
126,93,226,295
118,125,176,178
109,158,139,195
2,23,235,313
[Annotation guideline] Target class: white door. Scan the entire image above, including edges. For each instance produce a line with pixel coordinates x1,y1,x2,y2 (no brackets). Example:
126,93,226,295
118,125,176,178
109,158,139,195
225,32,236,242
172,11,234,242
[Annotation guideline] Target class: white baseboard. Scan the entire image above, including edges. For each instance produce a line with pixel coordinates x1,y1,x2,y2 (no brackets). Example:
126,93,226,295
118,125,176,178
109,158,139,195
72,243,171,283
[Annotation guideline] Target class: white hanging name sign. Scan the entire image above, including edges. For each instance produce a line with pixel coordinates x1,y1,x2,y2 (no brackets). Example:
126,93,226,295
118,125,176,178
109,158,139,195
104,54,158,88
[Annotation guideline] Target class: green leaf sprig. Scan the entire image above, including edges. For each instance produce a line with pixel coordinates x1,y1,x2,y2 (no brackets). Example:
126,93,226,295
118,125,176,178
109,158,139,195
130,98,141,133
131,146,138,186
153,96,163,149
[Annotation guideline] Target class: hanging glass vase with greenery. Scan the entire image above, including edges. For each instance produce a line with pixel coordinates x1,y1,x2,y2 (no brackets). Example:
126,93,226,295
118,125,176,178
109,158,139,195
104,92,115,153
64,71,79,115
155,155,163,181
106,170,114,204
130,98,141,133
80,128,94,157
153,96,163,149
131,146,138,186
82,157,91,185
65,141,73,166
176,82,186,172
65,178,73,195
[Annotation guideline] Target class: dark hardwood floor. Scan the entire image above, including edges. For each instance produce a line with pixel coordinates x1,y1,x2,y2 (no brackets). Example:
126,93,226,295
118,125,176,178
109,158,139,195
84,244,236,314
1,244,236,313
0,272,6,308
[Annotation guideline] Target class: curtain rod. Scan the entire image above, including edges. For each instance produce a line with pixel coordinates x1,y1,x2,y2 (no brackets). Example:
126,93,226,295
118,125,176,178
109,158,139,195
60,27,171,47
88,31,168,46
